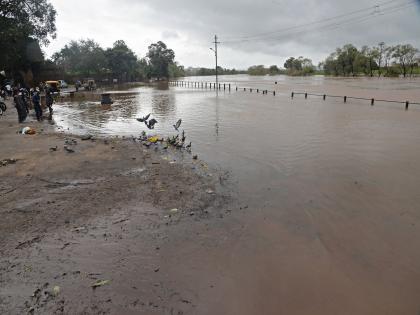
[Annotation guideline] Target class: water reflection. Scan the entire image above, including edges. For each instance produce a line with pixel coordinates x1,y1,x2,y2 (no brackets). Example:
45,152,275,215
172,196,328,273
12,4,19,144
151,90,176,117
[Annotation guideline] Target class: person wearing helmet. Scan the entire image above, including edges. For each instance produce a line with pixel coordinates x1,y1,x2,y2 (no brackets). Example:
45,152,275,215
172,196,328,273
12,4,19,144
14,88,27,123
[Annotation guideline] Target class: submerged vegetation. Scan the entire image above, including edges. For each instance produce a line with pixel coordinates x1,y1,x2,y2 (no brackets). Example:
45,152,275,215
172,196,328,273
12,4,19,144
246,43,419,78
320,43,420,77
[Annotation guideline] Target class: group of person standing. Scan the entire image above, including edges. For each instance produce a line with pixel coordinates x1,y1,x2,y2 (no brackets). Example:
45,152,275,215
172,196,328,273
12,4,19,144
1,84,54,123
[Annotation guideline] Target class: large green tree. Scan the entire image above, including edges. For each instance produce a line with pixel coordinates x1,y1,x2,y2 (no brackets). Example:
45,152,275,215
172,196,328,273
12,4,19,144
0,0,56,81
53,39,108,77
105,40,138,81
146,41,175,80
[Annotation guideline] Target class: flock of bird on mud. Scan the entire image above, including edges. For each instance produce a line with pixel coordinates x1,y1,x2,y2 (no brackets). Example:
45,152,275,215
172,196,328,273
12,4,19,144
136,114,194,155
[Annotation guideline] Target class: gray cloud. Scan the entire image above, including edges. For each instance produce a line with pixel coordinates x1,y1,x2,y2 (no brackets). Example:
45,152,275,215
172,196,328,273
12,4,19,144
162,30,180,40
47,0,420,68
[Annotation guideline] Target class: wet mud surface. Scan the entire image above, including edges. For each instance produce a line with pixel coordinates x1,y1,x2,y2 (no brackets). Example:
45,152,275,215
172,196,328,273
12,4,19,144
0,105,233,314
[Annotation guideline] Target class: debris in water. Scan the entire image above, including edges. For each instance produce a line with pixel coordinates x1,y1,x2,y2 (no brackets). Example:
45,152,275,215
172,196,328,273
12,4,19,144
19,127,36,135
81,134,93,141
52,286,60,296
1,158,17,167
148,136,159,143
72,227,86,232
64,138,77,145
113,218,129,224
91,280,110,288
64,146,75,153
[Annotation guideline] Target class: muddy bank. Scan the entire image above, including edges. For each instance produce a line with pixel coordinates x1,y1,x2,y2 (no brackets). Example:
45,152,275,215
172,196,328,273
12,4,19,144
0,101,233,314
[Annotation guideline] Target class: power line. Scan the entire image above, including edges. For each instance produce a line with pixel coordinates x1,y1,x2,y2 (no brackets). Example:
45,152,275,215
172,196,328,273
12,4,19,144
221,0,408,41
255,1,416,42
221,0,416,43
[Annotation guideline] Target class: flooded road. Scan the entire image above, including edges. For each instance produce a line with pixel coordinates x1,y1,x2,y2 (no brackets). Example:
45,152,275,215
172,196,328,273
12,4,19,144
53,75,420,314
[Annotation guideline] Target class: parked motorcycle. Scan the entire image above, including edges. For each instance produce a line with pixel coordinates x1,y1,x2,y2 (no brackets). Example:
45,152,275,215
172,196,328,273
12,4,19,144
0,96,7,115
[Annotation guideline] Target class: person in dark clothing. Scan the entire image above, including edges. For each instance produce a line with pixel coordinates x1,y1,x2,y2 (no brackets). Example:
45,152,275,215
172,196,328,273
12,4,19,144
14,91,27,123
45,88,54,120
21,88,30,113
32,88,43,121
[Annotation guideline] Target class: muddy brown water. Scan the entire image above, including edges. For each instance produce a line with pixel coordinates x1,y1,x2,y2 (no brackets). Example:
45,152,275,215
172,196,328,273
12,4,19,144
52,75,420,314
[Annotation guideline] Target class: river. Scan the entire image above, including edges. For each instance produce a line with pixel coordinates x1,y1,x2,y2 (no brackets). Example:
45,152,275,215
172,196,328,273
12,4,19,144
53,75,420,314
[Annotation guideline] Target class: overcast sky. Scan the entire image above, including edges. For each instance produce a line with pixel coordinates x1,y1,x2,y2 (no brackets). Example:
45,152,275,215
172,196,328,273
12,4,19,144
46,0,420,69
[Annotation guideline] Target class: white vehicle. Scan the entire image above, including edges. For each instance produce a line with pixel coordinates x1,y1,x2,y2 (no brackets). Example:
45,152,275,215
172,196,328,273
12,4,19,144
58,80,68,89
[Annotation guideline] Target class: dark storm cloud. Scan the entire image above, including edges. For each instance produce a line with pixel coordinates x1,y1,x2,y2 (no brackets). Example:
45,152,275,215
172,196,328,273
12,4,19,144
48,0,420,68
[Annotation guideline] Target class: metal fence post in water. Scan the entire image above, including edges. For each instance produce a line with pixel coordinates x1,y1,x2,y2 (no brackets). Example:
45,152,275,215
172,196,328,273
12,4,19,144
305,93,308,99
291,92,294,98
229,84,231,91
344,96,347,103
406,101,409,110
273,91,276,96
371,98,375,106
323,94,326,100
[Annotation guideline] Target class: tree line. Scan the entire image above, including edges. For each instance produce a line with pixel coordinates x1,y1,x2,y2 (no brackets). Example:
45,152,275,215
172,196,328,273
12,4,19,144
1,0,185,85
184,67,247,76
320,43,420,77
246,60,316,76
246,43,419,78
52,39,185,82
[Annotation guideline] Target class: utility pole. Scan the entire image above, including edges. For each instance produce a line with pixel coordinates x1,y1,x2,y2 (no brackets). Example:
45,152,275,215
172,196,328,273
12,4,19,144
210,35,220,93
